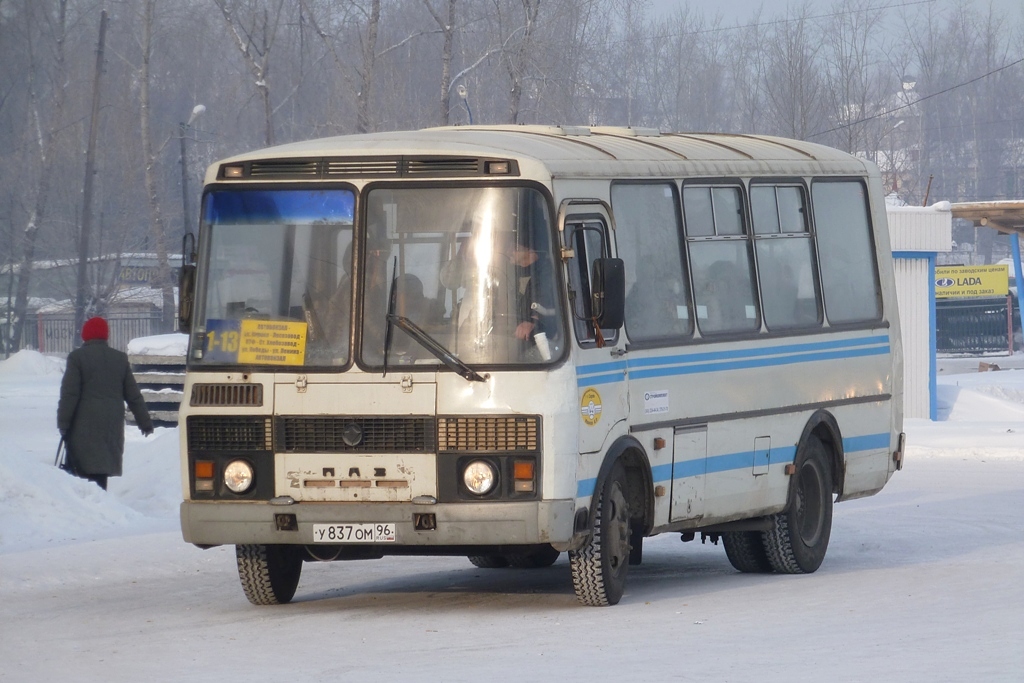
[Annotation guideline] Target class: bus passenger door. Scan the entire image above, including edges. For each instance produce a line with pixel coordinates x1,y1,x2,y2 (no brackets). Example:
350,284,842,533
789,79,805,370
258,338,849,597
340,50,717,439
563,205,628,454
670,426,707,522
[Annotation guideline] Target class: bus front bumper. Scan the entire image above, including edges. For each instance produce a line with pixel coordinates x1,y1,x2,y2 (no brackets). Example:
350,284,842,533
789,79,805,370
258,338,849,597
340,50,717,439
180,499,576,548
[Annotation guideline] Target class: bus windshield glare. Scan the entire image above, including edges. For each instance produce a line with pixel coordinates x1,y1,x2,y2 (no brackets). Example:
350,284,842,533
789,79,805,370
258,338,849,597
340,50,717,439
192,185,565,369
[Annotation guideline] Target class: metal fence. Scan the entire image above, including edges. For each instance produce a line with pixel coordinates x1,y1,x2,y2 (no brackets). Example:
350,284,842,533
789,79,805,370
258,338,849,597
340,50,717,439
18,312,165,354
935,297,1016,355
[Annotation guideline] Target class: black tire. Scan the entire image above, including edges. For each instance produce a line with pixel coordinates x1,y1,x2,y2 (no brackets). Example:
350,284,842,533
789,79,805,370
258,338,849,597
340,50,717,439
467,554,510,569
506,545,561,569
235,544,303,605
763,436,834,574
569,461,632,606
722,531,773,573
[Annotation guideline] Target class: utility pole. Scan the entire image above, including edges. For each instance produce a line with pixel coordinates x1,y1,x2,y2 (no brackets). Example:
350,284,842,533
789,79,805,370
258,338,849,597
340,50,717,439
74,10,108,342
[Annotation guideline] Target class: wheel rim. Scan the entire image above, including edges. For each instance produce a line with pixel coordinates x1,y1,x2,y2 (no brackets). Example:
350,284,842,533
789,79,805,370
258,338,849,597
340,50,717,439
795,459,825,546
605,480,630,576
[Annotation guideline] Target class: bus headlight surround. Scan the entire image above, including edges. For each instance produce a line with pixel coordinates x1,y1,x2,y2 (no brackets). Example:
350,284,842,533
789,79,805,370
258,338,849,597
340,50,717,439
463,460,497,496
224,459,254,494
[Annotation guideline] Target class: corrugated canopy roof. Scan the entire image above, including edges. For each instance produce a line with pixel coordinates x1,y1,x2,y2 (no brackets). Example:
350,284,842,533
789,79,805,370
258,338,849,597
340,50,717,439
951,201,1024,235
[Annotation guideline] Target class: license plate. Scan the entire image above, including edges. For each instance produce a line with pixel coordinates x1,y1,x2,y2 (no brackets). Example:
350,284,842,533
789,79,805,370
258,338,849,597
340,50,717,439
312,523,396,543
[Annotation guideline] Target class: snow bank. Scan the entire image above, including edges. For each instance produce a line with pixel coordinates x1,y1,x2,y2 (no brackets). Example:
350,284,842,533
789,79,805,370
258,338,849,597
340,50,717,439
127,333,189,357
0,349,65,376
0,351,181,553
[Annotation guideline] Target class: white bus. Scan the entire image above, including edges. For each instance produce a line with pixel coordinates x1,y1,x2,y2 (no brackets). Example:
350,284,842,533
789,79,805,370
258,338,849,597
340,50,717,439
178,125,905,607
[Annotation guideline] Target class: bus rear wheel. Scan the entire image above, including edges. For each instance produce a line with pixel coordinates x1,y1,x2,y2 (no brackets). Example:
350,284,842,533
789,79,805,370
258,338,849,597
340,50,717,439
235,544,303,605
569,462,631,606
763,436,834,574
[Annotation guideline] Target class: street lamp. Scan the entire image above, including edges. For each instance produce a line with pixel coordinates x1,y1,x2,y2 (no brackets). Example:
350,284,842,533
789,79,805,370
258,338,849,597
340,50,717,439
180,104,206,238
457,84,473,125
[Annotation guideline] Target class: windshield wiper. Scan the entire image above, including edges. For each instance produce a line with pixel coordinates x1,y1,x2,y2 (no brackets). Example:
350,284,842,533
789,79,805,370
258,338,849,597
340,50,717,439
386,313,487,383
382,257,398,378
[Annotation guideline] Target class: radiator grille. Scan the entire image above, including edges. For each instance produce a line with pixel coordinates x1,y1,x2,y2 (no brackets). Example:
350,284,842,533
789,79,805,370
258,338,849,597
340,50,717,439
187,416,272,451
437,416,540,452
190,383,263,407
276,416,435,453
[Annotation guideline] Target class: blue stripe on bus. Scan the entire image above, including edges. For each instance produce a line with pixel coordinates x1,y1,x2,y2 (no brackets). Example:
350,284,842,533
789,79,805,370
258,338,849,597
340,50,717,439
581,372,629,387
577,360,629,376
627,345,889,382
626,335,891,370
575,432,889,497
575,335,891,387
843,432,891,452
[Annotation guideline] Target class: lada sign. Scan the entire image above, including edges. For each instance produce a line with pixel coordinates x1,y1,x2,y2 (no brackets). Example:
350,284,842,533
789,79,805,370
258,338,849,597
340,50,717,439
935,265,1009,298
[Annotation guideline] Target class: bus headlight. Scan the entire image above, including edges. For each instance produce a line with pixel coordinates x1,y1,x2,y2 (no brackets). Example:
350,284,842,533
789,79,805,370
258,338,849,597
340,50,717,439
224,460,254,493
463,460,497,495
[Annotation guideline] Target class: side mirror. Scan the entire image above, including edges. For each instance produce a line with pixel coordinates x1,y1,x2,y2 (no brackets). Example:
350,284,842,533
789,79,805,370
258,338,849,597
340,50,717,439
592,258,625,330
178,264,196,332
178,233,197,332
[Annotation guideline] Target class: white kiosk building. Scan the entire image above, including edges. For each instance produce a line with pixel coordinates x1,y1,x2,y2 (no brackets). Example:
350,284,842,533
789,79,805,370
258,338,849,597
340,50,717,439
888,201,953,420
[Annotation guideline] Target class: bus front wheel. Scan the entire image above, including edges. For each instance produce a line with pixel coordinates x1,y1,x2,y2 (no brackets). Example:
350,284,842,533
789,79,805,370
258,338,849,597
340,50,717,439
763,436,834,573
235,544,303,605
722,531,773,573
569,461,631,606
467,554,510,569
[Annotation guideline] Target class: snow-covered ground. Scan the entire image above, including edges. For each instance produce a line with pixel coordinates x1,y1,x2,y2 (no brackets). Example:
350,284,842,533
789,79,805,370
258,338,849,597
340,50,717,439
1,350,1021,681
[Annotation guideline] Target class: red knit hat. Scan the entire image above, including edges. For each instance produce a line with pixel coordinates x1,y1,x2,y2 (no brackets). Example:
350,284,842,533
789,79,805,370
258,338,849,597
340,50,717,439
81,317,109,341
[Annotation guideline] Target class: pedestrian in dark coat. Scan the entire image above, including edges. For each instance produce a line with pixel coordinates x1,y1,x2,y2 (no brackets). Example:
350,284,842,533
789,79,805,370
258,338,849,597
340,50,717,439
57,317,154,490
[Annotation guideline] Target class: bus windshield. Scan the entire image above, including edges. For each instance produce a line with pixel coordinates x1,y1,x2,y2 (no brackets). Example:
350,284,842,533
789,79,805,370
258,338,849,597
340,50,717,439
193,188,355,367
362,185,564,367
191,185,564,369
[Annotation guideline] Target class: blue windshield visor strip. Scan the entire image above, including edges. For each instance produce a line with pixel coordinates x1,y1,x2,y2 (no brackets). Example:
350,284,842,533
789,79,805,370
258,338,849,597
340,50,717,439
577,335,891,388
204,189,355,225
575,431,891,498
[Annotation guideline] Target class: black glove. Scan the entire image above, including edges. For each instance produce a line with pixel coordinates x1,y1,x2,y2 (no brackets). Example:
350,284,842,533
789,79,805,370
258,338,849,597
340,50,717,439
141,426,154,437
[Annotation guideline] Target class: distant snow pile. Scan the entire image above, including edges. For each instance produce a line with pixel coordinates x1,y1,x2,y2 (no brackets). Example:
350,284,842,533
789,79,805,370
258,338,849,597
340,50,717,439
0,350,65,376
127,333,189,357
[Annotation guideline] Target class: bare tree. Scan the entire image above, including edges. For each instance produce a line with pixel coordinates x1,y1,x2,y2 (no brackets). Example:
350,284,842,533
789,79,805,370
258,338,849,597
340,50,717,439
762,4,826,139
423,0,457,126
820,0,889,154
9,0,71,352
502,0,540,124
300,0,386,134
212,0,285,146
139,0,176,333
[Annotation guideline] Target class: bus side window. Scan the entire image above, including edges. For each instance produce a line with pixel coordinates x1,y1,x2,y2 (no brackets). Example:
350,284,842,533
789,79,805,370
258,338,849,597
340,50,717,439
750,184,823,331
565,219,617,346
611,182,693,344
811,180,883,324
683,185,759,336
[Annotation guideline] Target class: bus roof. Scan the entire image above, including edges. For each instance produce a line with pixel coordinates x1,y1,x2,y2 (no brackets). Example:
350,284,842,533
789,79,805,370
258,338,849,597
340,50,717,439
207,125,873,185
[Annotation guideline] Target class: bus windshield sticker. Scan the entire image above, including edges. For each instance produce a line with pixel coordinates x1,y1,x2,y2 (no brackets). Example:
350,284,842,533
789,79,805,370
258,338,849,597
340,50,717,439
204,318,308,366
643,390,670,416
581,388,603,426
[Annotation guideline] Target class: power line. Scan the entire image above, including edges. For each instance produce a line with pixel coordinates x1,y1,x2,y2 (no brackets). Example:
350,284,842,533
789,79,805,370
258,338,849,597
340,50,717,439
609,0,937,45
809,56,1024,139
